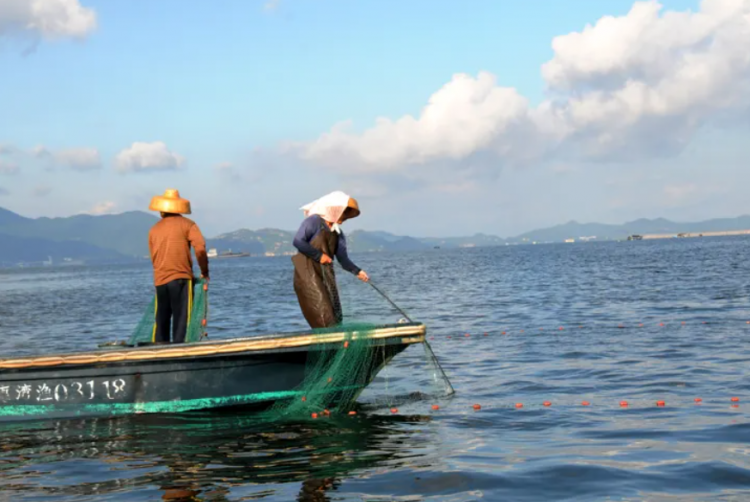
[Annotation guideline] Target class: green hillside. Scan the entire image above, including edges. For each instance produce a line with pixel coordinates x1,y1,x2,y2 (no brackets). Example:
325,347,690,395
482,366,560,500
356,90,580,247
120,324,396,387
0,208,157,257
3,205,750,266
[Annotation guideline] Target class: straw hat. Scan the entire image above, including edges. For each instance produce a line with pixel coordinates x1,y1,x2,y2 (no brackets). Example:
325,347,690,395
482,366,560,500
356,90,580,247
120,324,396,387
342,197,360,221
149,189,192,214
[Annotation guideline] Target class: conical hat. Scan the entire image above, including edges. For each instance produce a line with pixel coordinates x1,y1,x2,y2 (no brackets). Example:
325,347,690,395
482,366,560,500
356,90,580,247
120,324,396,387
342,197,360,221
149,189,191,214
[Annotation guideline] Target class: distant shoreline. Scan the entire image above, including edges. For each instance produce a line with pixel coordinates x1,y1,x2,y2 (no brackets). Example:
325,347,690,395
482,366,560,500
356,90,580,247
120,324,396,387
4,232,750,270
629,229,750,240
5,206,750,264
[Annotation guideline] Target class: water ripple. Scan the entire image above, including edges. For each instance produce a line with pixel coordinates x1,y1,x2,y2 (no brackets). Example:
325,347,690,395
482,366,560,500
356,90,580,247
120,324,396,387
1,238,750,500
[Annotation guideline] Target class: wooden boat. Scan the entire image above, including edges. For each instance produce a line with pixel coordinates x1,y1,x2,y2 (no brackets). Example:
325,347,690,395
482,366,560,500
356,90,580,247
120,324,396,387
0,322,426,423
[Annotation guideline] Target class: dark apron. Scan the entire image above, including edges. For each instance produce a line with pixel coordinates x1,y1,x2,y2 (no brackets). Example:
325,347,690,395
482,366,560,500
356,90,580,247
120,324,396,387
291,222,343,329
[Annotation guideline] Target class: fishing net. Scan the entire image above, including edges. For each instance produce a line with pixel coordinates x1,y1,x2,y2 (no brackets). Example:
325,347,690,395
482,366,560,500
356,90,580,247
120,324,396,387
249,322,453,423
254,267,454,421
128,278,209,346
125,271,453,421
259,321,391,420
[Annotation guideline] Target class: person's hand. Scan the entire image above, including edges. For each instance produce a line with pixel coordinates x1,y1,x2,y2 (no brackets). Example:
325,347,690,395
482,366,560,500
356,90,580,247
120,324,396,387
357,270,370,282
198,275,209,291
320,254,333,265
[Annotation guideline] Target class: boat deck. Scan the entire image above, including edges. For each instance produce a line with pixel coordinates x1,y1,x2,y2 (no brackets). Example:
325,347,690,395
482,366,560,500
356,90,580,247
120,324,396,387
0,322,426,370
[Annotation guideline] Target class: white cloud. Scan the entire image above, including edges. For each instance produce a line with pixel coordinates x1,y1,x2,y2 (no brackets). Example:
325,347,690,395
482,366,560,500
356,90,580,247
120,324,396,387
550,163,579,175
86,201,116,215
264,0,280,11
664,182,698,204
213,161,237,180
54,147,101,170
31,145,51,158
299,0,750,176
115,141,185,173
541,1,738,92
0,143,17,155
32,184,51,197
0,160,19,175
11,144,101,171
299,72,551,173
212,160,268,184
0,0,96,41
0,144,101,171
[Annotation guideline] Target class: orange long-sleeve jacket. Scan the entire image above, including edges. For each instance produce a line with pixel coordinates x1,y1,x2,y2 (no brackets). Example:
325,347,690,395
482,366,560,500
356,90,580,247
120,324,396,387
148,215,209,286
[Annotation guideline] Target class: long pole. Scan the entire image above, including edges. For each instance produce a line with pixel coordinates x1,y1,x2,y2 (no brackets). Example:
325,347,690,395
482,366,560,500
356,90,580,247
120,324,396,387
368,282,413,322
366,281,455,396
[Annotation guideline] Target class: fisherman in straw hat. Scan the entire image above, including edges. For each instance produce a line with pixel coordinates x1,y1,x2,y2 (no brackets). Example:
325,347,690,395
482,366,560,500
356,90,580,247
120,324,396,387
147,189,210,344
291,191,369,329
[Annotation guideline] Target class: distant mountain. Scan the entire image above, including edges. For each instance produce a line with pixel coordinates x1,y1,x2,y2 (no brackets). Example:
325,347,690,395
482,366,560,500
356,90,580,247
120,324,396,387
207,228,432,254
347,230,431,252
514,221,626,242
3,205,750,267
208,228,296,255
0,232,131,266
0,207,157,257
207,228,488,254
0,207,26,225
513,215,750,242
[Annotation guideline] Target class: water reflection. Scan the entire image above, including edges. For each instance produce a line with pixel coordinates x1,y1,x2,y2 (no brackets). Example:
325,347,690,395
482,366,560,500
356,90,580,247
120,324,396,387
5,241,750,500
0,409,435,501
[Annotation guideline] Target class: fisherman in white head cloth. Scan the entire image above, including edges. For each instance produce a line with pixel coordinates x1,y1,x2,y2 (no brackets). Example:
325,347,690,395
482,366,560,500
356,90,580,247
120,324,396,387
291,191,369,329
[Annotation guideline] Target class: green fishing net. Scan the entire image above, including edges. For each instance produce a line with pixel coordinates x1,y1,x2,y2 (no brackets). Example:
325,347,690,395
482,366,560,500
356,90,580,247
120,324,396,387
128,278,209,346
257,266,454,420
126,273,453,421
260,322,396,421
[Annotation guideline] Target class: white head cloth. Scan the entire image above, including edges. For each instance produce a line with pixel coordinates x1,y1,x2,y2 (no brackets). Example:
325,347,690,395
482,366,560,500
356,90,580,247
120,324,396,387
300,191,352,234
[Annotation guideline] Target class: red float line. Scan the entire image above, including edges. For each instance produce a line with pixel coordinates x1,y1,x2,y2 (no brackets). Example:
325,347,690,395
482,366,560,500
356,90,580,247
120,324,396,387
442,397,742,411
311,397,743,417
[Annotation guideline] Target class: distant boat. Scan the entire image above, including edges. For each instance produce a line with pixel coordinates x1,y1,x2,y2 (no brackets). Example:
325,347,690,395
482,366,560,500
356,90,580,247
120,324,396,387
207,248,250,259
217,251,250,258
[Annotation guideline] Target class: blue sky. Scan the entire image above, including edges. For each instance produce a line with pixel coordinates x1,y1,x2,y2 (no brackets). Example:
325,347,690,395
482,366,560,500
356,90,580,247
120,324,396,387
2,0,749,238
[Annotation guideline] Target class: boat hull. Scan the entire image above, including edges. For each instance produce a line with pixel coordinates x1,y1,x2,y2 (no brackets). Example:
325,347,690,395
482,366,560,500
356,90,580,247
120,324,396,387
0,324,425,422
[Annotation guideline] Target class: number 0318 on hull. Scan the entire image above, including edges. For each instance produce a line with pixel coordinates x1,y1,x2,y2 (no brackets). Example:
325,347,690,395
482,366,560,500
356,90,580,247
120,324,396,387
0,323,426,423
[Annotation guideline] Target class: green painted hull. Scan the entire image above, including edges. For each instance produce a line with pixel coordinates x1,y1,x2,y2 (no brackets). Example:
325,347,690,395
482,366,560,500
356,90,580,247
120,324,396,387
0,323,424,423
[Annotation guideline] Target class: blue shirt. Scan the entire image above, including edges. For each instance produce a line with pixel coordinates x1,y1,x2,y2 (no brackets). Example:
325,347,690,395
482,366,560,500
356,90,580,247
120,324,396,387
293,215,361,274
